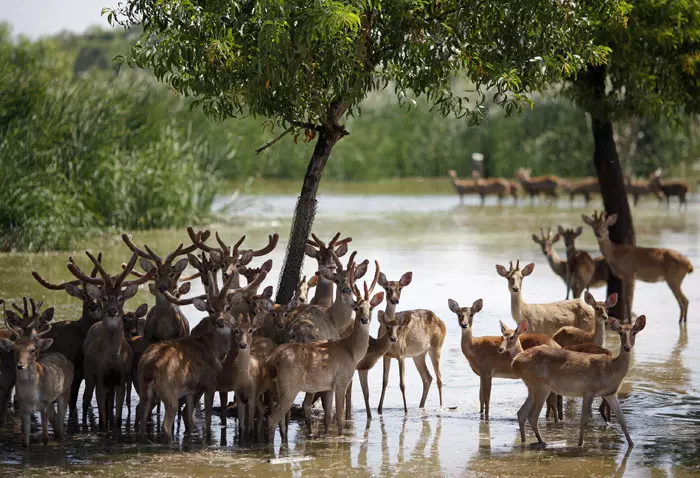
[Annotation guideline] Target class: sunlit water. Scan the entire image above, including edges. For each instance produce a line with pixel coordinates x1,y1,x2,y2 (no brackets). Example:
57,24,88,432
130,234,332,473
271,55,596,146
1,190,699,476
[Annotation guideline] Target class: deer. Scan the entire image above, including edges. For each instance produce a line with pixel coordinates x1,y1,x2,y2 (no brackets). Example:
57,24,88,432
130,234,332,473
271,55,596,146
507,180,521,202
121,234,199,342
305,232,352,307
558,225,596,299
376,271,445,414
565,177,599,204
531,227,568,291
511,315,646,447
264,265,383,442
293,274,317,307
447,169,479,203
583,210,694,322
0,321,74,447
0,298,55,424
553,292,617,348
648,169,690,209
32,254,107,411
68,251,155,428
496,260,595,336
473,176,512,205
137,270,243,442
515,168,566,203
448,298,560,421
625,176,660,206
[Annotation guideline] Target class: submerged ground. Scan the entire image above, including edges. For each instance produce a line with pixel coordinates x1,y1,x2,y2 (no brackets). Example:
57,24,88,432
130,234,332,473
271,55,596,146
1,181,698,477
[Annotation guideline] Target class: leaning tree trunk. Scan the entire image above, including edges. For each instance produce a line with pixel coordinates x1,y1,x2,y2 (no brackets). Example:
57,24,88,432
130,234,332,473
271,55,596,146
587,64,636,322
275,125,345,305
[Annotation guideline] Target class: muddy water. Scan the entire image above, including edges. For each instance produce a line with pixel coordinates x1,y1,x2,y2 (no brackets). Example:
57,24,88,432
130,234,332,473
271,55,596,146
1,189,699,477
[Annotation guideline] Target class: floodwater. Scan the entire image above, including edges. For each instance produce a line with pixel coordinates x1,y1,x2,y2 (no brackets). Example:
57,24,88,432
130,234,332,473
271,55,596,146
1,185,699,477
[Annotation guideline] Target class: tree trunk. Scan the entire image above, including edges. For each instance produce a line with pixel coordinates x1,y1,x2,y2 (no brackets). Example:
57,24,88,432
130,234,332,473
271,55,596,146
587,64,636,321
275,128,342,305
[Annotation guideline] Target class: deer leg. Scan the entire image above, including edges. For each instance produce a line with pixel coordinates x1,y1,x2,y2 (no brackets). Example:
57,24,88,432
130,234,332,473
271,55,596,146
377,355,391,415
321,391,333,435
398,357,408,413
528,388,549,445
219,391,228,428
161,393,178,443
335,384,348,435
359,369,372,419
517,390,534,443
345,379,353,421
557,394,563,420
70,368,83,412
428,345,443,407
246,395,256,438
545,393,559,423
605,393,632,446
578,394,593,446
137,384,154,438
599,398,611,423
413,353,432,409
302,392,315,435
667,277,689,323
82,373,95,419
268,390,296,443
57,390,68,440
126,379,132,415
204,389,215,440
238,398,247,439
95,382,108,429
478,376,485,416
116,381,126,426
41,409,49,445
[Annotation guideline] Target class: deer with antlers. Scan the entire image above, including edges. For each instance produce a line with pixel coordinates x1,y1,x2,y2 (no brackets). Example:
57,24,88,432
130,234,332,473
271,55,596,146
304,232,352,307
0,320,74,447
531,227,568,291
557,225,610,300
265,262,383,441
376,271,446,414
496,261,595,336
68,252,154,428
121,235,200,343
137,270,243,442
32,255,107,411
583,211,694,322
510,315,646,447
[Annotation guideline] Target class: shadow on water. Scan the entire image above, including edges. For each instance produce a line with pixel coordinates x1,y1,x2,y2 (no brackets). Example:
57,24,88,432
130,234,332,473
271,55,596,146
1,191,700,476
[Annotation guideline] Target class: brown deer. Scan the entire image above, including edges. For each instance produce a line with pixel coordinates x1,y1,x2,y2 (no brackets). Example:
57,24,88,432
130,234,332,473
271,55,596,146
648,169,690,209
511,315,646,447
558,225,596,299
121,234,199,342
583,210,693,322
447,169,478,203
376,271,445,414
624,176,660,206
32,255,106,411
565,177,599,204
553,292,617,348
0,321,74,447
137,270,242,442
264,269,383,441
293,274,317,307
68,251,154,428
496,261,595,336
473,176,512,205
305,232,352,307
515,168,566,203
448,298,559,420
531,227,567,292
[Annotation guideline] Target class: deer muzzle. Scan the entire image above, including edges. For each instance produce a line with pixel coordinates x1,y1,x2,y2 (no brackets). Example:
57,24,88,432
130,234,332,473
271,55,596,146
239,342,248,350
390,298,399,305
16,363,27,370
360,317,369,325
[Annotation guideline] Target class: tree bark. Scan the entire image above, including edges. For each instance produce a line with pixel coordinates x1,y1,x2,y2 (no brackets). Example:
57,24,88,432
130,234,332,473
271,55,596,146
275,126,344,305
586,64,636,321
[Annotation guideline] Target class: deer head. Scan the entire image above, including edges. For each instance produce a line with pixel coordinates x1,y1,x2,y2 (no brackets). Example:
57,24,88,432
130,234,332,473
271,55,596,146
320,250,369,308
582,210,617,242
3,297,54,339
557,225,583,250
531,227,560,256
584,292,618,323
231,312,265,351
123,303,148,338
608,315,646,352
498,320,528,354
377,271,412,306
305,232,352,277
350,260,383,325
496,260,535,295
447,298,483,330
0,319,53,370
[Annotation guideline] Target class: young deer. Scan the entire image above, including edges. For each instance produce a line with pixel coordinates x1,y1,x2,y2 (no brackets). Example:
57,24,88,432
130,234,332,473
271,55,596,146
0,321,74,447
264,269,383,441
69,251,155,428
511,315,646,447
583,211,693,322
121,235,198,342
305,232,352,306
137,270,242,442
558,226,595,299
449,299,559,420
515,168,566,203
496,261,595,336
531,227,567,291
552,292,617,348
32,254,106,411
376,271,445,414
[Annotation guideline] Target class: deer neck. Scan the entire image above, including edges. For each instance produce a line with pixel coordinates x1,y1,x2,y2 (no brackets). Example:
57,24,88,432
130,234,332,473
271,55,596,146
155,291,176,311
597,236,617,264
507,338,525,359
461,326,474,357
546,247,563,268
329,291,353,332
312,274,333,306
370,330,393,358
345,318,371,365
608,349,632,385
233,342,251,379
385,301,397,320
510,292,525,325
565,244,577,262
209,325,233,364
593,318,606,347
15,362,40,385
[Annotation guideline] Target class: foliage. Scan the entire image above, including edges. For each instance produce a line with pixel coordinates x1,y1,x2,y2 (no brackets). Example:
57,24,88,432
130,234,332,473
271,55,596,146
0,28,220,252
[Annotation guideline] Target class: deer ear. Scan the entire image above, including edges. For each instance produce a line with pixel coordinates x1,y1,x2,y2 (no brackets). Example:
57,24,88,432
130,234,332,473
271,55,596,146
286,299,297,312
377,310,386,325
499,320,508,334
378,272,388,287
135,303,148,318
123,284,139,300
370,292,384,308
262,286,273,299
606,293,618,307
399,271,413,287
605,214,618,226
251,312,265,330
584,291,596,307
139,258,155,273
574,226,583,236
531,234,542,244
178,282,191,295
334,243,348,257
193,298,208,312
65,283,84,299
495,265,508,277
86,284,102,300
40,307,55,323
36,338,54,351
319,268,335,282
471,298,483,313
304,245,318,259
633,315,646,332
187,253,201,269
551,233,561,243
581,214,593,226
607,317,621,331
557,225,565,234
353,260,369,281
0,339,13,352
261,259,273,273
447,299,460,314
521,263,535,276
517,321,529,334
308,275,318,287
148,283,157,296
173,258,189,274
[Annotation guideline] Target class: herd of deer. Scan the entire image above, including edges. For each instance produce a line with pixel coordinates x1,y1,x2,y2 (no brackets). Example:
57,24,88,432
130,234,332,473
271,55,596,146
448,168,691,207
0,210,692,450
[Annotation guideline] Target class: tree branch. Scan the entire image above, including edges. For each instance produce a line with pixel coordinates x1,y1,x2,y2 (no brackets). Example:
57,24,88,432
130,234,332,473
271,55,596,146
255,127,292,154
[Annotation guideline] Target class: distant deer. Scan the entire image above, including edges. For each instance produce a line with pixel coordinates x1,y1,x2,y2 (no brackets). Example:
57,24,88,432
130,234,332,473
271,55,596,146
264,269,383,441
531,227,567,291
305,232,352,307
496,261,595,336
447,169,478,203
68,251,155,428
473,176,513,205
558,225,595,299
625,176,660,206
515,168,566,203
511,315,646,447
648,169,690,209
565,177,599,204
376,271,445,414
448,298,559,420
583,210,693,322
0,321,73,447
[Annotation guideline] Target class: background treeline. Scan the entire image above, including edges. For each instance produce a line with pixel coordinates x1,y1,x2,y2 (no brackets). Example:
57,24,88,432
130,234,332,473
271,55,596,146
1,25,698,251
